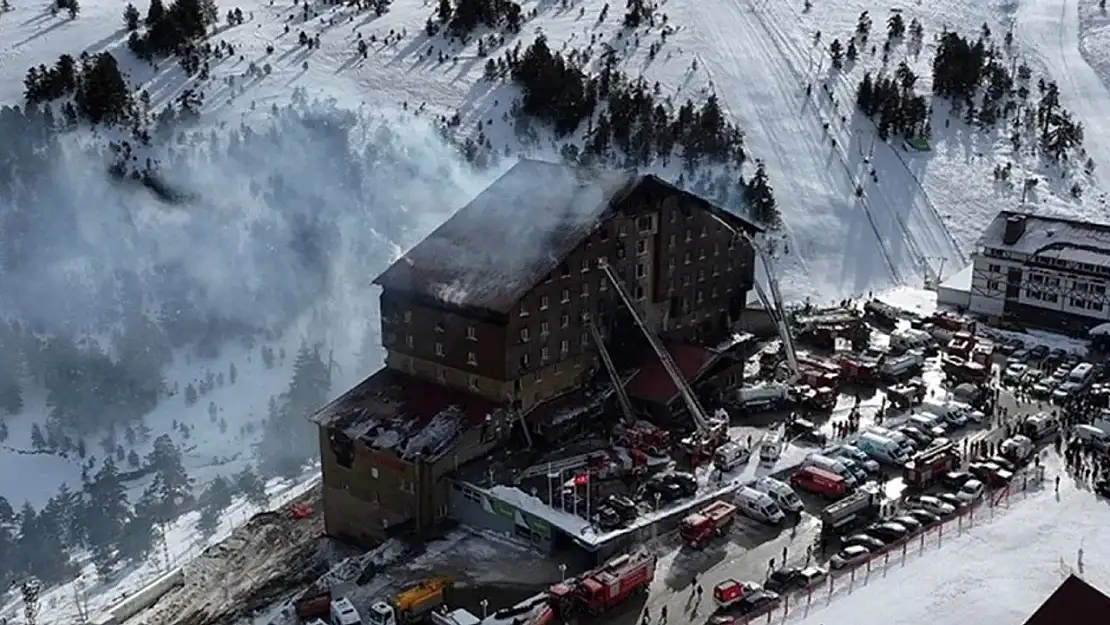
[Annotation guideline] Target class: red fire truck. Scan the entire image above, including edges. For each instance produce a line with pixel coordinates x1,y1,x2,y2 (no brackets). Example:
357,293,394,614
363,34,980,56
547,550,656,617
679,501,738,548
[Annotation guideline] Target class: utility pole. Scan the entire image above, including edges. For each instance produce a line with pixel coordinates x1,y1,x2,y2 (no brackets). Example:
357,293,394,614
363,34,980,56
159,521,172,571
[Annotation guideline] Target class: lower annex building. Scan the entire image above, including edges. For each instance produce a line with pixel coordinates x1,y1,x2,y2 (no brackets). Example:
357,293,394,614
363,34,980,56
308,159,761,548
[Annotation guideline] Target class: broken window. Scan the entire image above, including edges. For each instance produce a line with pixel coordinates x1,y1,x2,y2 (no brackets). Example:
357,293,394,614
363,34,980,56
635,286,645,300
560,262,570,277
328,430,355,469
636,239,647,255
636,263,646,278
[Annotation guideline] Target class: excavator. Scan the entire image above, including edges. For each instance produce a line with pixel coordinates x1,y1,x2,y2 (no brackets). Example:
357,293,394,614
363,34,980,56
598,262,731,464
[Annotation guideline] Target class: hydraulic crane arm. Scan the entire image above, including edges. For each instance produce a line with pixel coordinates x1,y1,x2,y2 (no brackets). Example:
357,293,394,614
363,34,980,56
587,319,637,424
599,263,712,433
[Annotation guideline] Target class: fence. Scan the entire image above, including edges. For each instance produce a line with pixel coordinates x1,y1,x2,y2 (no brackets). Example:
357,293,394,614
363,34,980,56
721,469,1045,625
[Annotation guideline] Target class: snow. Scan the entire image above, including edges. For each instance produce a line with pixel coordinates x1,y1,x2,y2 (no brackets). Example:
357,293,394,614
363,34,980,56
877,287,939,318
939,264,973,292
787,461,1110,625
484,444,808,548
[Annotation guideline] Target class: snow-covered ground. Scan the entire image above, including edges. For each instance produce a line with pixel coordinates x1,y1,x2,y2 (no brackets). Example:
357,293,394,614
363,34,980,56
4,0,1110,618
787,457,1110,625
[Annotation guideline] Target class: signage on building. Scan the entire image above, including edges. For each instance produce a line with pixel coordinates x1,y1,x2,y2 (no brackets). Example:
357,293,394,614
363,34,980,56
482,493,553,540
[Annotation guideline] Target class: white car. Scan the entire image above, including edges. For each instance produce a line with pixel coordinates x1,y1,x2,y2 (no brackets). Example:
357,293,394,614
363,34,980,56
1003,363,1028,382
906,494,957,516
830,545,872,570
955,479,986,504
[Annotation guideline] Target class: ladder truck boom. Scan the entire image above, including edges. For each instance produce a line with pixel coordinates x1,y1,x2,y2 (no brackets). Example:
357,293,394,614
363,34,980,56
587,319,637,424
707,215,799,381
599,263,712,433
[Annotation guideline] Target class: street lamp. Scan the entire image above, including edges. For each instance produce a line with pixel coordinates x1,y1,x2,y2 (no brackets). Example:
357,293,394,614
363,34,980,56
479,599,489,620
559,564,567,582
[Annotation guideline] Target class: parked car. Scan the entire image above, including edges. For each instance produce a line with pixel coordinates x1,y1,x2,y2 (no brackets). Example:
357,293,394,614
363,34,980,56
904,494,957,516
834,445,881,474
764,566,827,592
936,492,964,509
787,418,828,445
941,471,974,489
830,545,872,569
955,479,986,504
1002,363,1028,383
901,508,942,527
866,522,909,542
890,515,923,533
898,426,934,448
737,590,781,615
842,534,886,551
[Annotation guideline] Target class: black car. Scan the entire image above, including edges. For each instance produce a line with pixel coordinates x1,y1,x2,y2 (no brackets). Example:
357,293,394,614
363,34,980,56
605,494,639,521
763,568,804,593
890,515,923,533
989,455,1017,472
902,508,942,527
842,533,886,551
898,426,934,448
787,418,828,445
646,472,697,502
737,590,781,615
597,506,624,529
942,471,974,489
866,522,909,543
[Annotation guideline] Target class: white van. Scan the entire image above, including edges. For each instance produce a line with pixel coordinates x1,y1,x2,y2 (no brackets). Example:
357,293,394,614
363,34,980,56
803,454,859,488
856,432,909,465
734,486,786,524
866,426,916,455
1075,425,1110,451
1068,363,1095,386
890,328,933,353
1023,414,1059,440
919,399,971,428
908,413,948,437
714,442,752,472
331,598,362,625
751,477,804,513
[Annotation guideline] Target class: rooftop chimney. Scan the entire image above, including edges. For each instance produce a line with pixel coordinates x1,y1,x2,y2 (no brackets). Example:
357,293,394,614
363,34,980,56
1002,214,1027,245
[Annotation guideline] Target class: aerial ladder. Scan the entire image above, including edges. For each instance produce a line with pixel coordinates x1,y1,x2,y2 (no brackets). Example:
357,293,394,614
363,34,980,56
711,216,800,381
587,319,671,456
598,263,730,460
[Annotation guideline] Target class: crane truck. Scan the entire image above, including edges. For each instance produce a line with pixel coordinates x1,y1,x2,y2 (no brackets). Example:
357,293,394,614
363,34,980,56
599,262,730,461
548,549,656,617
367,577,453,625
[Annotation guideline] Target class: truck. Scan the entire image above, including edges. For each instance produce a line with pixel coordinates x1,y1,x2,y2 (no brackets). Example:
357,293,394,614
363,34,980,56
548,550,656,617
679,500,738,548
295,591,333,621
902,442,960,489
367,577,452,625
819,485,882,535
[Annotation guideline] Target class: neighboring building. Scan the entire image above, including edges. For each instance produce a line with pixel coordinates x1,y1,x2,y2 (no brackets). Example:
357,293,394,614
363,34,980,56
968,211,1110,334
310,159,761,546
1022,574,1110,625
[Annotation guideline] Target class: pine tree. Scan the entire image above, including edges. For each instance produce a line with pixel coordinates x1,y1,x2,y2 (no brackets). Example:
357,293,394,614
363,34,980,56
887,12,904,40
30,422,46,450
185,382,198,405
146,435,193,521
235,466,269,509
744,162,780,227
124,2,140,29
146,0,165,24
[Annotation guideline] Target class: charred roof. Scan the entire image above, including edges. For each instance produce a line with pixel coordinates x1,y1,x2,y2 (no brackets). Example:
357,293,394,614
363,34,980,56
373,159,761,316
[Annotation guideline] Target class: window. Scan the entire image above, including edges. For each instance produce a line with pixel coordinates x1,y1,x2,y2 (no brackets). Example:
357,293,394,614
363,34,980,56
406,334,414,349
521,327,530,342
385,333,396,345
434,322,444,333
636,263,646,278
435,342,445,356
541,347,550,361
727,237,736,249
554,362,563,375
467,351,478,366
561,313,570,328
521,353,530,368
987,280,1000,291
712,266,720,277
561,289,570,303
468,375,479,391
436,505,448,519
636,239,647,255
541,321,550,336
697,290,704,304
581,332,589,346
711,286,718,297
399,479,416,494
700,226,708,238
404,310,412,323
637,215,653,231
683,275,692,286
668,234,676,248
520,301,529,317
699,247,706,260
436,367,446,383
988,263,1002,273
560,339,569,355
618,224,627,237
541,295,549,310
581,283,590,298
600,279,608,292
684,251,692,265
635,286,645,300
600,227,609,240
713,243,720,256
685,230,692,242
581,259,590,273
371,467,379,479
697,269,706,282
560,263,570,278
466,325,477,341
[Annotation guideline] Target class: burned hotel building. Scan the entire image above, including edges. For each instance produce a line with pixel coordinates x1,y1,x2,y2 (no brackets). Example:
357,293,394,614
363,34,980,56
309,159,761,547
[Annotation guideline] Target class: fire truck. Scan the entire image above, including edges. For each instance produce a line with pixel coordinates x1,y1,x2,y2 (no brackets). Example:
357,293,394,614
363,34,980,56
547,550,656,617
679,500,738,548
613,421,671,456
903,441,961,489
